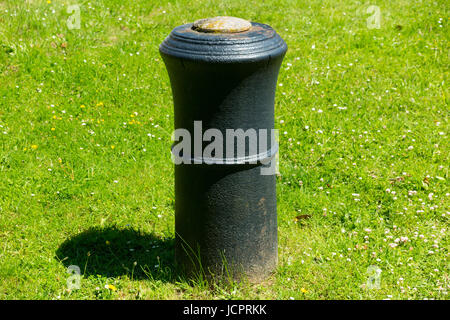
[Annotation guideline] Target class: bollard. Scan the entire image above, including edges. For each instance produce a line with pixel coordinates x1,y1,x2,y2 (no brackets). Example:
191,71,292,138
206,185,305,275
160,16,287,282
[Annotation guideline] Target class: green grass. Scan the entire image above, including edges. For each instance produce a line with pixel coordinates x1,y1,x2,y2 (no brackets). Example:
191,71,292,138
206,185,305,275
0,0,448,300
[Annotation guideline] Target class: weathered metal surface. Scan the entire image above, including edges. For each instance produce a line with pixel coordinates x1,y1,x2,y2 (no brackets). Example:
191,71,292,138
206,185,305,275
159,22,286,63
160,18,287,282
193,16,251,33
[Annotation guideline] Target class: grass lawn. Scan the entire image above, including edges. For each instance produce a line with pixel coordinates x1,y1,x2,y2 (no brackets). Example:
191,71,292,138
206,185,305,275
0,0,448,300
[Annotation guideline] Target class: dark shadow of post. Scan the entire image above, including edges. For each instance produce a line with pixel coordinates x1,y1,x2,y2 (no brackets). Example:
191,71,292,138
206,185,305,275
55,226,175,281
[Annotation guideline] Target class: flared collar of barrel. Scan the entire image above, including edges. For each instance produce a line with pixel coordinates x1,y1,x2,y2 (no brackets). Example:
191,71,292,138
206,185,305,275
159,19,287,63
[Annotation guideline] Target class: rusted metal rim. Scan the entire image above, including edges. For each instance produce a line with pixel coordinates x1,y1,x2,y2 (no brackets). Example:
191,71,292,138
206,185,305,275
192,16,252,33
160,22,287,63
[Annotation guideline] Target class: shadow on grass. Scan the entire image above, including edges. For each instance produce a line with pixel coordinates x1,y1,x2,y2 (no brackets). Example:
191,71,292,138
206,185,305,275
55,226,175,281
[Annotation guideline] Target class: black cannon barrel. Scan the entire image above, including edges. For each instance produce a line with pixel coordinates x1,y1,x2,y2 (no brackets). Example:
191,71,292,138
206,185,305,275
160,16,287,282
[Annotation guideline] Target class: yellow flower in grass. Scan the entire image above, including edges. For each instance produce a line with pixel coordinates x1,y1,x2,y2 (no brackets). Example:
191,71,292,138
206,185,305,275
110,145,115,149
105,284,117,291
300,288,308,293
96,102,104,107
31,144,38,150
80,104,86,109
51,127,55,131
